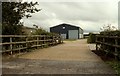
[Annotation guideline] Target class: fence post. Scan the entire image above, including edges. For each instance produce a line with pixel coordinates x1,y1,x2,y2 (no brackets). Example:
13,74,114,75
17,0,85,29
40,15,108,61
47,35,49,46
58,36,61,44
37,36,39,49
41,36,43,48
115,38,118,59
50,35,52,46
26,37,28,49
10,37,13,55
96,36,98,51
44,35,46,45
52,35,54,45
46,35,48,46
54,36,57,45
103,37,105,51
42,35,45,48
53,36,55,45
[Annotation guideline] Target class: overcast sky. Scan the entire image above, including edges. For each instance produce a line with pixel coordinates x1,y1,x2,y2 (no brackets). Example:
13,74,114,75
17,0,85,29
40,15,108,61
22,0,119,33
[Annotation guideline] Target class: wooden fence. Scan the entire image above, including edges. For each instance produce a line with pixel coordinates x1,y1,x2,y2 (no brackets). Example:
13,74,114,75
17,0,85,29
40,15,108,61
0,35,63,55
96,35,120,59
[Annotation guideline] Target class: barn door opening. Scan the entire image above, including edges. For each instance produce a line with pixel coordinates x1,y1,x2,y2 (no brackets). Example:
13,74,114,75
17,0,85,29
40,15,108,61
68,30,78,39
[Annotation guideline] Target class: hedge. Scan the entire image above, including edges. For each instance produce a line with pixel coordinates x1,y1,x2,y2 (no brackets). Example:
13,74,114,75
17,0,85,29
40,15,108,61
100,30,120,36
87,33,97,43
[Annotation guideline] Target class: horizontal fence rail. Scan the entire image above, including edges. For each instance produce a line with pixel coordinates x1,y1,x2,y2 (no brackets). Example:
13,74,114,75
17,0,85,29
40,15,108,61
1,35,63,55
96,35,120,59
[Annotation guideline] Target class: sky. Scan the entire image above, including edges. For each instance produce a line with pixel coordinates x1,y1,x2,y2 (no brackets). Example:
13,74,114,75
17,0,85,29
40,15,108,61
22,0,119,33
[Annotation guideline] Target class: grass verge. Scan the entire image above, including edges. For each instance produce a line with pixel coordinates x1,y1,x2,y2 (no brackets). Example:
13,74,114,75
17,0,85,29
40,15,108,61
92,50,120,75
106,61,120,74
64,39,77,41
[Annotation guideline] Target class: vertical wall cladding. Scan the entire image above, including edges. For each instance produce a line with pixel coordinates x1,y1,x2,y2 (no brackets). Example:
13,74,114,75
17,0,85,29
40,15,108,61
50,23,83,39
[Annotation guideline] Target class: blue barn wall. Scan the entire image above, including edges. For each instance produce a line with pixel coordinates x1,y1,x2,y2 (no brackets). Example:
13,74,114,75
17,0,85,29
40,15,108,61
50,23,83,39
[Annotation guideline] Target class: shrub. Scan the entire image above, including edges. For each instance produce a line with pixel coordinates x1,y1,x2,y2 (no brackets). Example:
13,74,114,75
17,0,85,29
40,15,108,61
87,33,97,43
100,30,120,36
98,30,120,60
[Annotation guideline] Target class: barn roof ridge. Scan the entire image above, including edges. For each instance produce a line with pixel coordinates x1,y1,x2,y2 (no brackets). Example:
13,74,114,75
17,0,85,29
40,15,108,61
50,23,80,28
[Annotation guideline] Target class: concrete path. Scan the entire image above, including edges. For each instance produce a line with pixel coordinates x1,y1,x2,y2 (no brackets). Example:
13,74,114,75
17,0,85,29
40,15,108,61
2,39,116,74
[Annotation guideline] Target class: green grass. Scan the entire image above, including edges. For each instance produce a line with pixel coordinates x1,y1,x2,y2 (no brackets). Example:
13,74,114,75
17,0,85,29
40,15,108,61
106,61,120,75
64,39,77,41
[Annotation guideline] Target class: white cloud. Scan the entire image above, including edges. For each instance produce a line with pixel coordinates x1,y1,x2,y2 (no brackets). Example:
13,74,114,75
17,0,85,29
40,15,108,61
23,0,119,33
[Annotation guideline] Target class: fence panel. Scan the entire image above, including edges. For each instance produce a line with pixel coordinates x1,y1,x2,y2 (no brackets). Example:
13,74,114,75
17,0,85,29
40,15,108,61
96,35,120,59
1,35,63,55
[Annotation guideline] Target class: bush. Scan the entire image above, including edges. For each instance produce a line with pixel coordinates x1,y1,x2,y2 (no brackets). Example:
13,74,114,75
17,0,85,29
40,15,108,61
87,33,96,43
100,30,120,36
97,30,120,60
32,28,58,36
32,28,49,35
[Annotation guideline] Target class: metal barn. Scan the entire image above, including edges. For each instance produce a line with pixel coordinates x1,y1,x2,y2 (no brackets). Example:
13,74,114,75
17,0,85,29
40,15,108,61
50,23,84,39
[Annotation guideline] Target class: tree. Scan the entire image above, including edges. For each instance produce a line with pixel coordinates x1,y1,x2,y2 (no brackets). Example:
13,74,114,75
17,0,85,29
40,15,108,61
32,27,49,35
2,2,41,35
32,27,58,36
100,24,117,32
87,33,96,43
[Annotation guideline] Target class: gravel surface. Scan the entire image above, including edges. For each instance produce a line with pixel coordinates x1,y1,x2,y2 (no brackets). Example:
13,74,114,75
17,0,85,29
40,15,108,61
18,39,101,61
2,59,115,74
2,39,116,74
